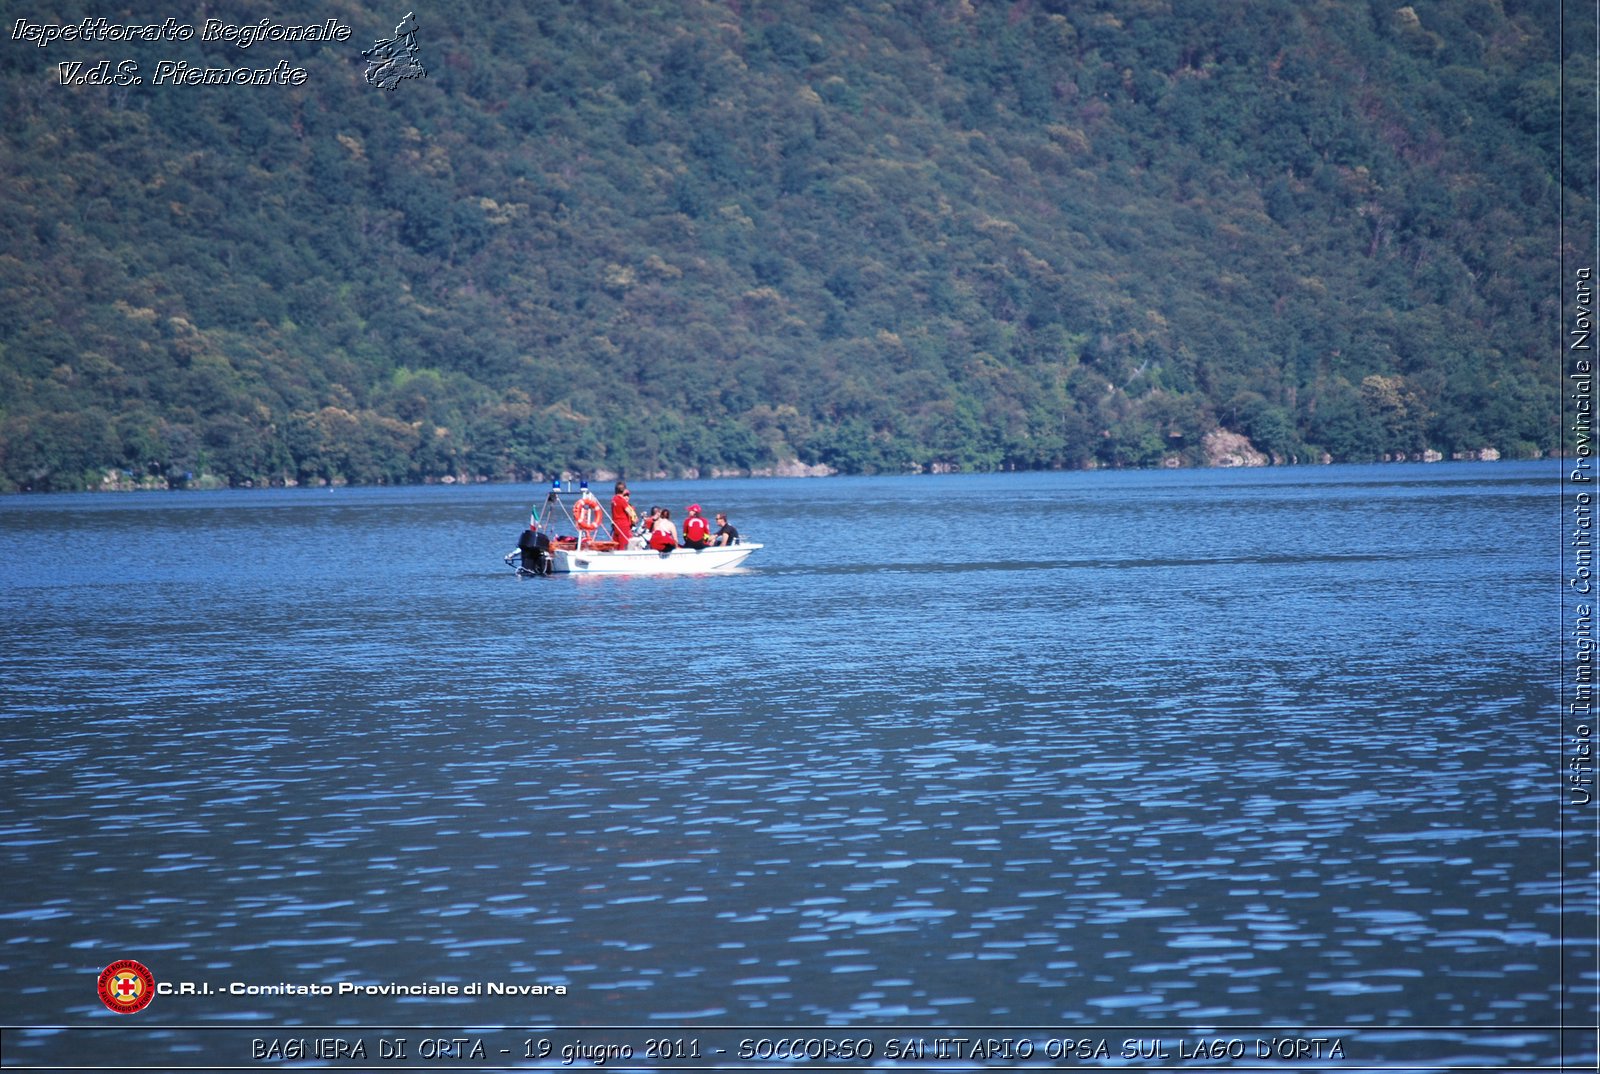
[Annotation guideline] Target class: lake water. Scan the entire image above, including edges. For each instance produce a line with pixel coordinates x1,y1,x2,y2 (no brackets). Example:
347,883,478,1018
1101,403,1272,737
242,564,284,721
0,462,1592,1070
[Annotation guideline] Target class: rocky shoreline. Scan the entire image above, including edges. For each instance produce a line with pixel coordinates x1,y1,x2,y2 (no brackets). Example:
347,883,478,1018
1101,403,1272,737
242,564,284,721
77,443,1532,493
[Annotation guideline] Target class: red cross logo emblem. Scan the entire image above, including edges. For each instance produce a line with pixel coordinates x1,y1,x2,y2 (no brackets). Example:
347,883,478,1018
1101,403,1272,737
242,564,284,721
97,960,155,1014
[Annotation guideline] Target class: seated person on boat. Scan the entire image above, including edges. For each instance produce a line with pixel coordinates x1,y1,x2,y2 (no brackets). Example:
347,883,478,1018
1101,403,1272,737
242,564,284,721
648,508,679,552
682,504,711,549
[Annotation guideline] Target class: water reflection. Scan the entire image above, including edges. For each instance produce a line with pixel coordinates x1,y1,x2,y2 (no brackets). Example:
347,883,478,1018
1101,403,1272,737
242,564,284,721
0,464,1583,1068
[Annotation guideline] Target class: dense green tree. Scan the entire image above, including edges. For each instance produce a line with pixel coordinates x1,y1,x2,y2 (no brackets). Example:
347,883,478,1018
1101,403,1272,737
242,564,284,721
0,0,1567,491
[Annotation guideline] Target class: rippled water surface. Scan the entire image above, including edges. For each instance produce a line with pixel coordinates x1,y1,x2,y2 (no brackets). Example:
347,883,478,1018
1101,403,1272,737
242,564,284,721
0,463,1590,1066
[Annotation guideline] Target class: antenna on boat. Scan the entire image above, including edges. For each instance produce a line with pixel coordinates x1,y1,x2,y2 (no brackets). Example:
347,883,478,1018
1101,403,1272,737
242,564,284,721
531,476,560,528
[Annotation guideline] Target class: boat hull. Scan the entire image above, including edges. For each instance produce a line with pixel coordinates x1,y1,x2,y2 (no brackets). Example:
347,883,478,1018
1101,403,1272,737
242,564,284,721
550,543,761,575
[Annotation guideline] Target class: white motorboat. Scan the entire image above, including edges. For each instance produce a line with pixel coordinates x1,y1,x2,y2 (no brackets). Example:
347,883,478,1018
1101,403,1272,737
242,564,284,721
505,479,760,576
549,540,760,575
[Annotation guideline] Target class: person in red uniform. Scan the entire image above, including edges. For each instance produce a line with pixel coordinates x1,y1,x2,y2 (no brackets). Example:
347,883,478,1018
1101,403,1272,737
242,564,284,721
610,481,635,547
682,504,710,549
648,508,678,551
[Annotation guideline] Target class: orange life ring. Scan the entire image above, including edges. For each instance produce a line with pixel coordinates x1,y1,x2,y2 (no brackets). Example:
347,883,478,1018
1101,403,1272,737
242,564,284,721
574,497,600,531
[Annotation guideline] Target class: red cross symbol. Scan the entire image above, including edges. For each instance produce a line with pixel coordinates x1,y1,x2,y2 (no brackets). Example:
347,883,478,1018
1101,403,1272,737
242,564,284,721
98,960,154,1014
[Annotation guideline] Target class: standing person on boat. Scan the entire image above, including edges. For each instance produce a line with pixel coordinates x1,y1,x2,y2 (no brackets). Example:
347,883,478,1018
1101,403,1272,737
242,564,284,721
681,504,711,549
648,507,679,551
574,487,603,548
712,512,740,546
610,481,637,547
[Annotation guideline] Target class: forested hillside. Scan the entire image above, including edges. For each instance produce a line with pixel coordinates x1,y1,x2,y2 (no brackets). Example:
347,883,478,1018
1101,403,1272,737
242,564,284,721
0,0,1577,490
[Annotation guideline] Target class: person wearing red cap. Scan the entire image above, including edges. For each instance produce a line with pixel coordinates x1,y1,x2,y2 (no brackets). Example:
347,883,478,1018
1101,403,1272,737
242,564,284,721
682,504,710,549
